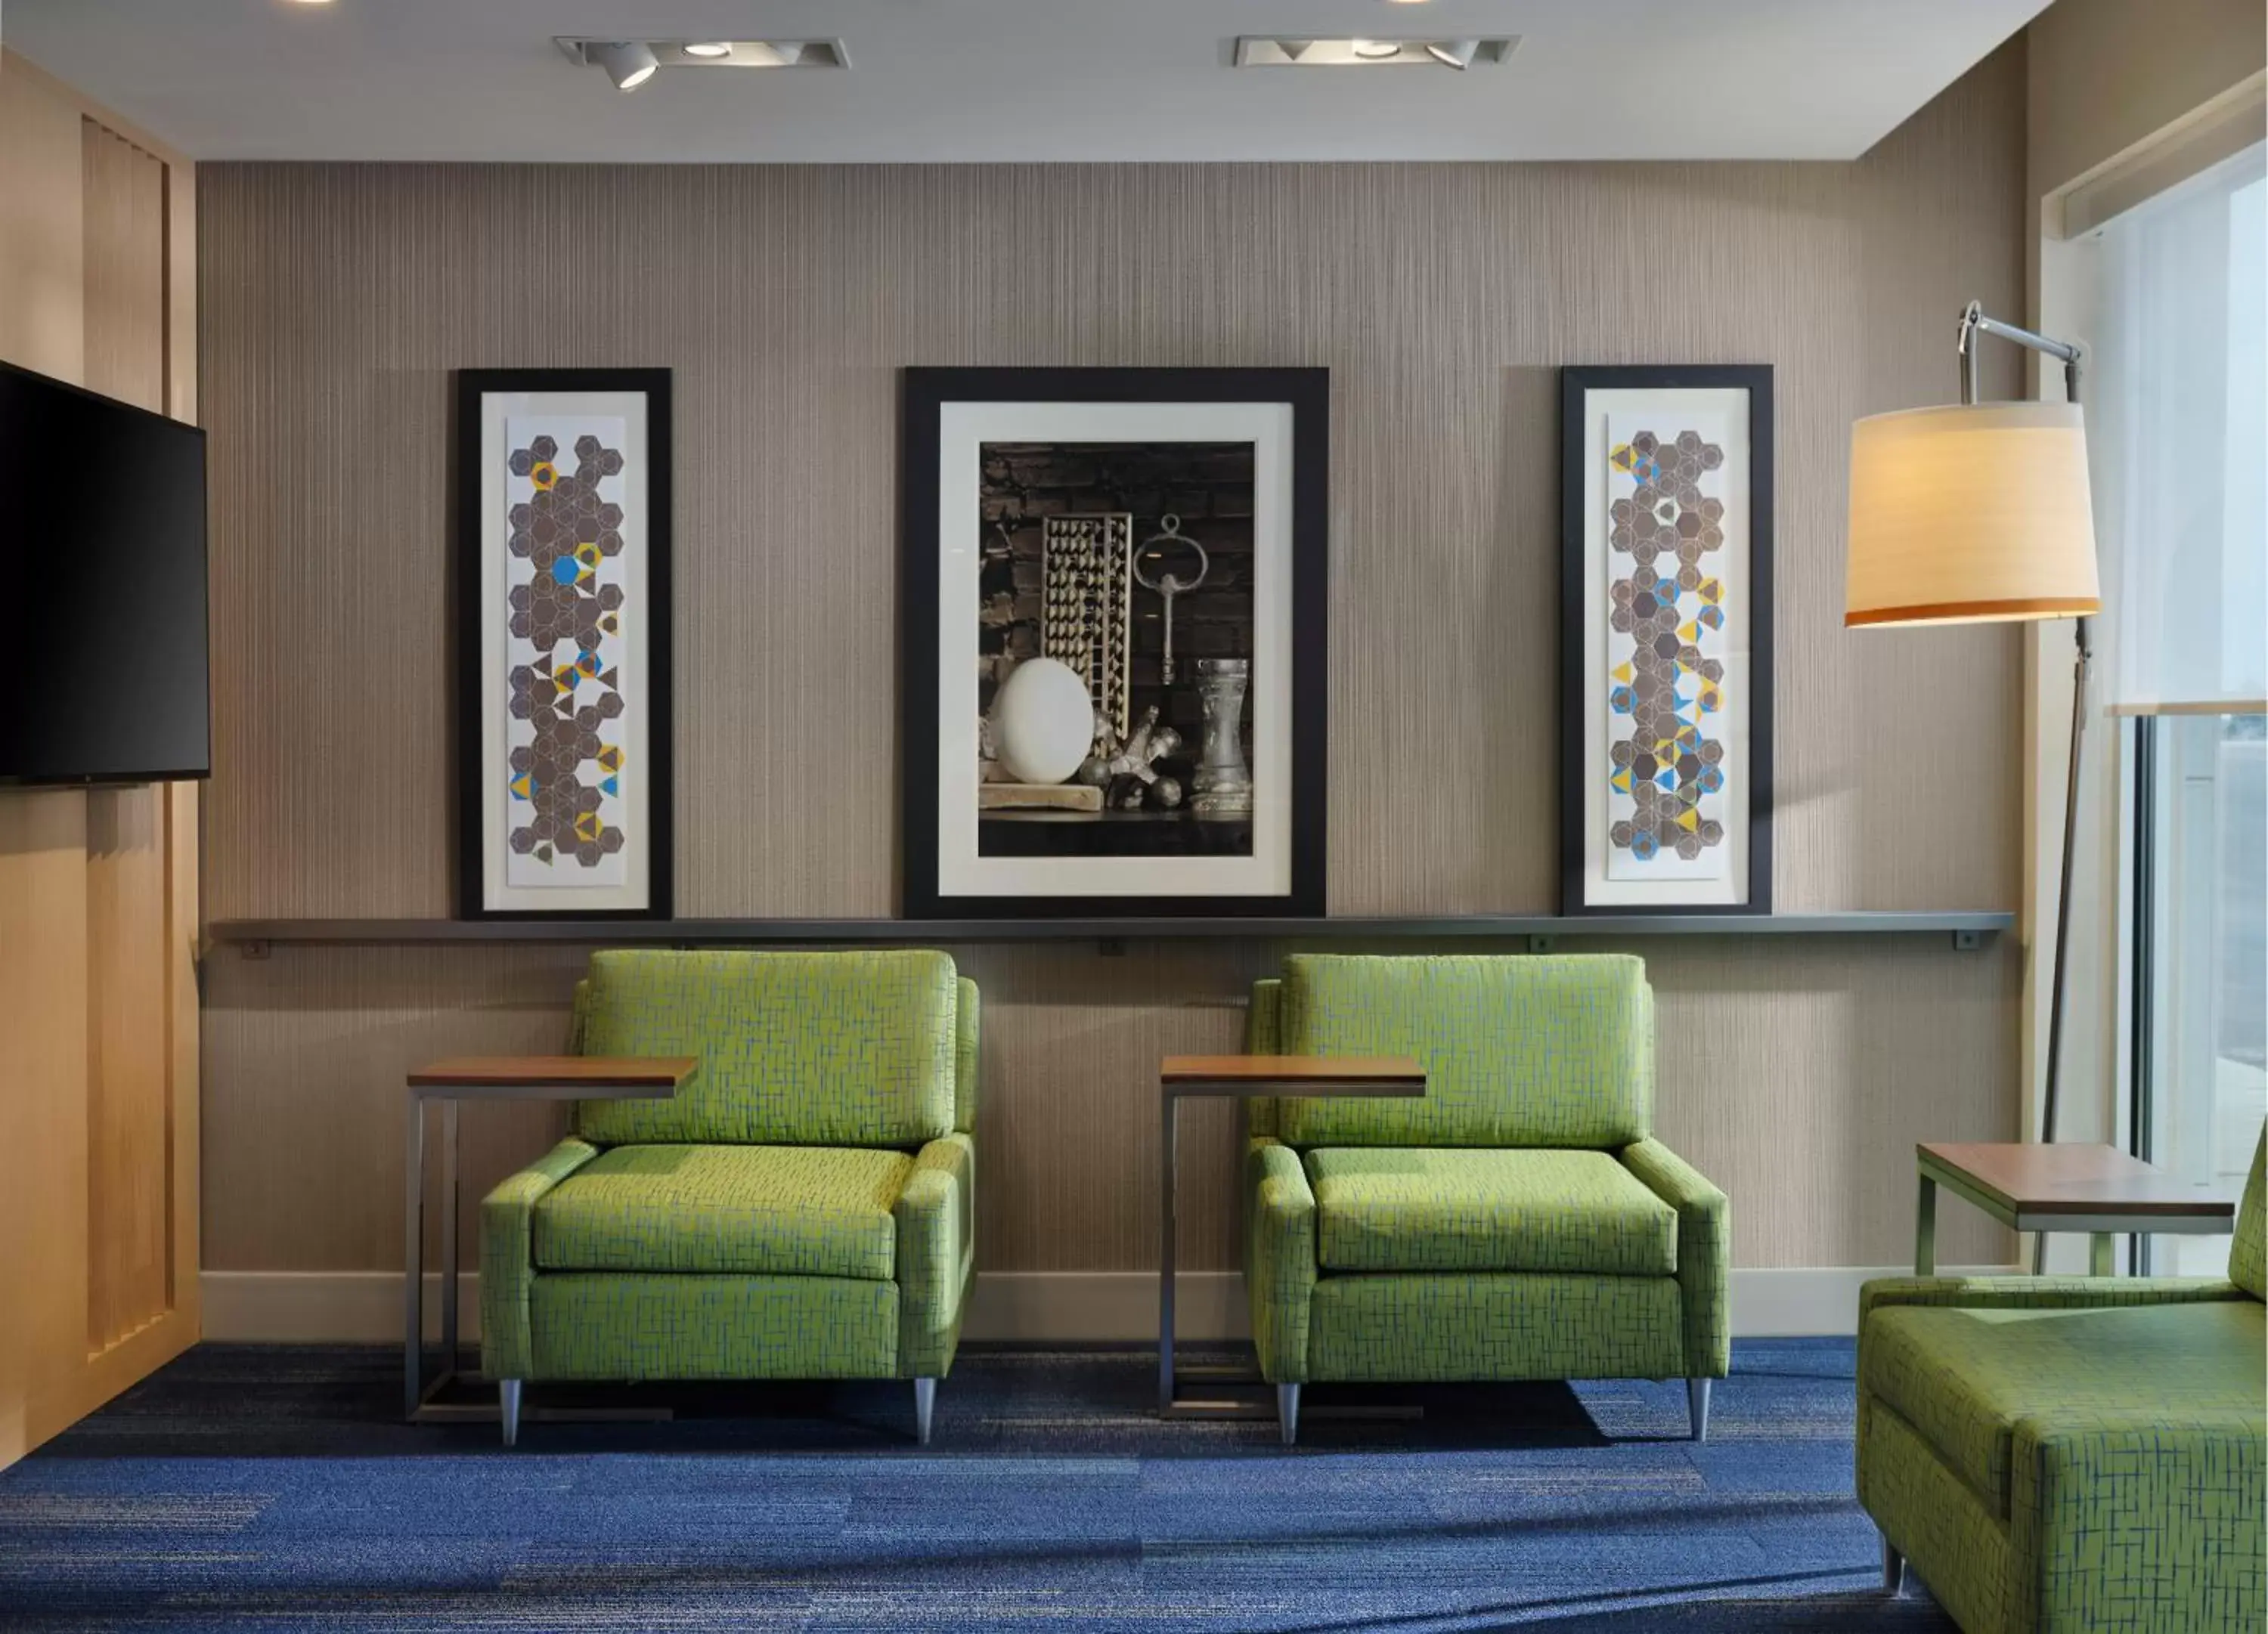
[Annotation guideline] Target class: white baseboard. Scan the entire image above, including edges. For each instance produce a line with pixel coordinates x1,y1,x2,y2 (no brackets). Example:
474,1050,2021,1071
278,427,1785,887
203,1264,2016,1347
1727,1264,2014,1336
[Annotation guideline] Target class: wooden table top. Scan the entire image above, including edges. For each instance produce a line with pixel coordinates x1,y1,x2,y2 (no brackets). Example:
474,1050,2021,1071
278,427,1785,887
1919,1140,2237,1219
1161,1055,1426,1096
407,1055,699,1092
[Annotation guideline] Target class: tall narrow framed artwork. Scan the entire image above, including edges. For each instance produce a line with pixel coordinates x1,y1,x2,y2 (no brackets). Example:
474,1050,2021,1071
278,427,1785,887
1560,365,1773,916
454,369,672,920
901,367,1329,920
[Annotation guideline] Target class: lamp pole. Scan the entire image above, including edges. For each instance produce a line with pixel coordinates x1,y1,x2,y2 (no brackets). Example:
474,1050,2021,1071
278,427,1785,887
1957,302,2093,1273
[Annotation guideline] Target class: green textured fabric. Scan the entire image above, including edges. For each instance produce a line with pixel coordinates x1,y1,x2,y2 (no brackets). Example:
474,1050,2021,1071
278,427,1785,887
527,1273,897,1381
2017,1410,2266,1632
478,1137,600,1382
567,979,592,1054
482,954,983,1388
1862,1298,2266,1513
1274,955,1653,1148
1303,1147,1675,1276
1861,1274,2247,1322
1244,978,1281,1139
1858,1274,2267,1633
1307,1272,1686,1382
895,1133,974,1379
952,976,981,1136
1621,1137,1730,1379
1857,1391,2018,1634
531,1143,912,1280
2229,1125,2265,1301
572,950,958,1147
1244,1137,1317,1383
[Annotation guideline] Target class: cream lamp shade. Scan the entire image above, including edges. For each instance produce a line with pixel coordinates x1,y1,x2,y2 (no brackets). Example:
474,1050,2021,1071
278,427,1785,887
1845,401,2099,627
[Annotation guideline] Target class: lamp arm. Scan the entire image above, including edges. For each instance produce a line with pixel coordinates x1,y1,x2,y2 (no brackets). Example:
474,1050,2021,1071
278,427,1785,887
1950,302,2098,1212
1957,301,2083,406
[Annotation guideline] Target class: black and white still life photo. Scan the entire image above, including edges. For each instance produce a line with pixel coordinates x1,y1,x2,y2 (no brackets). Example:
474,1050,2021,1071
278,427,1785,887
900,368,1328,919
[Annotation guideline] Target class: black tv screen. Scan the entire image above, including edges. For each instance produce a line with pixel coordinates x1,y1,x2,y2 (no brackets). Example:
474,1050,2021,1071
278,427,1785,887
0,362,209,785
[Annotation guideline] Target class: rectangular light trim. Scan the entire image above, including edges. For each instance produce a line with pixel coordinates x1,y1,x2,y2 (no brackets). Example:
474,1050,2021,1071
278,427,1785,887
554,38,851,70
1234,37,1518,68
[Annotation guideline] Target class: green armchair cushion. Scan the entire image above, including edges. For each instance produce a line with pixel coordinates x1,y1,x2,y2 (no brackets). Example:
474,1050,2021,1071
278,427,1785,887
531,1143,914,1280
572,950,959,1148
1304,1147,1676,1276
1273,954,1653,1148
1862,1295,2267,1513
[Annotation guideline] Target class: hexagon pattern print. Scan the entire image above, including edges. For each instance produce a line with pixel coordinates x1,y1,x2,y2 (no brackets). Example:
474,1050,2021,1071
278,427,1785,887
1603,413,1727,882
503,419,631,887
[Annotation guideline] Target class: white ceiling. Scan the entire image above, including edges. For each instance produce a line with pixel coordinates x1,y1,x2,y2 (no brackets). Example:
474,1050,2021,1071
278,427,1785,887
5,0,2050,163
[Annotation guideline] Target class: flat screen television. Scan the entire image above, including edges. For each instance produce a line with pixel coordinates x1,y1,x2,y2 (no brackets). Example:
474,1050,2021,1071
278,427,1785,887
0,361,209,785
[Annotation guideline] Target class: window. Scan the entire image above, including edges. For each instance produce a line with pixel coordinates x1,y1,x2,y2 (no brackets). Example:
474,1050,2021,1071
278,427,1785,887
2079,142,2266,1275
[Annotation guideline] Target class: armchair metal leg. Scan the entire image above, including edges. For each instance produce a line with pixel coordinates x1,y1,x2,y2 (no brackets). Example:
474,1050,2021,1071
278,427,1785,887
1687,1378,1712,1443
1880,1532,1906,1596
912,1377,937,1447
1275,1382,1301,1447
498,1379,522,1449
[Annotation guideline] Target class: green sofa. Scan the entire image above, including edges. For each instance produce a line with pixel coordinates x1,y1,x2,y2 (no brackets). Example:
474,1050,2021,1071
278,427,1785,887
479,949,978,1447
1243,953,1729,1446
1858,1128,2266,1632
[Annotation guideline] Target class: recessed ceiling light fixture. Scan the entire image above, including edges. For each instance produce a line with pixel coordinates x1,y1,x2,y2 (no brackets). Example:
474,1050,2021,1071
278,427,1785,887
587,40,660,90
1235,36,1517,69
556,37,851,86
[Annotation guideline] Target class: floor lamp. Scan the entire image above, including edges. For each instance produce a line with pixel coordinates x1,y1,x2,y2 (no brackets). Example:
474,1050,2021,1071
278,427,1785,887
1845,302,2102,1271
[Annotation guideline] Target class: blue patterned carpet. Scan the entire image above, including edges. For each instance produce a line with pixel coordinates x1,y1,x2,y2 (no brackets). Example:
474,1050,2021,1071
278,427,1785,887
0,1340,1955,1632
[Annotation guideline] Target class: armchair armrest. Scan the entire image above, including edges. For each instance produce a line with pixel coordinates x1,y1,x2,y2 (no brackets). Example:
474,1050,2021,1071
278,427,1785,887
1621,1137,1729,1379
2015,1410,2266,1627
1860,1275,2245,1326
895,1132,976,1378
478,1137,601,1380
1244,1136,1317,1383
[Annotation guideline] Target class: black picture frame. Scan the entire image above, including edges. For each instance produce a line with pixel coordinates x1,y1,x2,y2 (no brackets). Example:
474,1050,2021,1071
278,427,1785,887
900,366,1330,921
454,367,674,921
1558,364,1774,917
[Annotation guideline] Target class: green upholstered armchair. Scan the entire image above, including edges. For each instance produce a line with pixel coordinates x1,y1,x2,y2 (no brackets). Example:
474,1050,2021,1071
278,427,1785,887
1243,953,1728,1447
1857,1128,2266,1634
479,949,978,1447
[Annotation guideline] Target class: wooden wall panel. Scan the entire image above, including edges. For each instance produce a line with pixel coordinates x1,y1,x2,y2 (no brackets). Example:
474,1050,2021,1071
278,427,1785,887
0,49,198,1471
194,49,2028,1283
81,120,177,1351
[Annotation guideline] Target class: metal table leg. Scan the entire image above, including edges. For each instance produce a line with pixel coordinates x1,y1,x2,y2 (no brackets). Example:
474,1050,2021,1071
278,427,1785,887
1914,1171,1937,1276
401,1079,671,1428
440,1098,460,1372
403,1094,426,1419
1157,1092,1176,1411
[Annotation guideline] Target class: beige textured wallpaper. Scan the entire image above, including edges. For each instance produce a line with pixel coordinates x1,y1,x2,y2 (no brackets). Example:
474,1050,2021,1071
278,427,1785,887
198,45,2027,1278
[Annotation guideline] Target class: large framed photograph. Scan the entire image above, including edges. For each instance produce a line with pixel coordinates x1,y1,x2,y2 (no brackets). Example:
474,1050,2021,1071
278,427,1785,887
901,367,1328,919
1560,365,1772,916
454,368,672,919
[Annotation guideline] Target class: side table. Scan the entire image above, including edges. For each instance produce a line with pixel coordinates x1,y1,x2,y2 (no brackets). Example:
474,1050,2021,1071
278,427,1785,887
1915,1140,2238,1277
1159,1054,1425,1420
403,1054,698,1423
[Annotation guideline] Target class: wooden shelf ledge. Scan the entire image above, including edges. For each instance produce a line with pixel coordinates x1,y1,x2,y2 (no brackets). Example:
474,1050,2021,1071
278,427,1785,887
206,911,2012,955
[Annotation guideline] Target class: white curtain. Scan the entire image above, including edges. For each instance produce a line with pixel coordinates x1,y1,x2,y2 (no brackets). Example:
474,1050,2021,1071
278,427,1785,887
2085,143,2266,714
